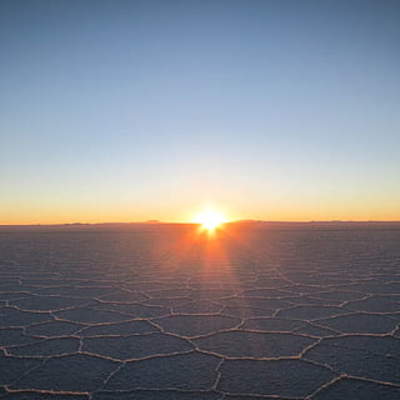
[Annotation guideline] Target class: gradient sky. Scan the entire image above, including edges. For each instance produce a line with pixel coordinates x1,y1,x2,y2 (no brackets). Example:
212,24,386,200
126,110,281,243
1,0,399,224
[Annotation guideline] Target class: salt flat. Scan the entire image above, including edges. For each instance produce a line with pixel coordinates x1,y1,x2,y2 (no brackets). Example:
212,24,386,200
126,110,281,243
0,223,400,399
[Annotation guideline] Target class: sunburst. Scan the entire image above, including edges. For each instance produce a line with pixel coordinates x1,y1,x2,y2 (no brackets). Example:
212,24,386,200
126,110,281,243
194,209,227,232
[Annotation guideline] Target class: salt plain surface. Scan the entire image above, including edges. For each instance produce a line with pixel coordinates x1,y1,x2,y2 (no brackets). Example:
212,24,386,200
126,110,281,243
0,223,400,399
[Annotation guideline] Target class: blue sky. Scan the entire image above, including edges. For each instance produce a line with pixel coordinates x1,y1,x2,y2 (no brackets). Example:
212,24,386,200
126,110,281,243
1,0,399,223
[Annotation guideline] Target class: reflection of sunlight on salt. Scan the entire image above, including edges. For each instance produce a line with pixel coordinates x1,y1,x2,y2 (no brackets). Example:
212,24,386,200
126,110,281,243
150,224,262,327
167,225,258,323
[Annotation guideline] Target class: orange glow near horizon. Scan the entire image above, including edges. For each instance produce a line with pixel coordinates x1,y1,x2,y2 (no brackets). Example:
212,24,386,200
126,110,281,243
1,202,400,225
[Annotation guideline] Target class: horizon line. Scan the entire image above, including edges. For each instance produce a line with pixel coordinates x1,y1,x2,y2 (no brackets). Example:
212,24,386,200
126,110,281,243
1,219,400,227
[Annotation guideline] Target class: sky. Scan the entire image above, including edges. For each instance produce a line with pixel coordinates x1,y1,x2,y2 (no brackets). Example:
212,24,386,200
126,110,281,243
1,0,399,224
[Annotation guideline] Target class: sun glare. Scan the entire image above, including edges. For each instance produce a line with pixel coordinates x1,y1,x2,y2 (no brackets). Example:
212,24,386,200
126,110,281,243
194,209,227,232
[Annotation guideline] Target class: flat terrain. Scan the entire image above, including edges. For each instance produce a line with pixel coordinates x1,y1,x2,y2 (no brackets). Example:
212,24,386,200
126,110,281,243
1,223,400,399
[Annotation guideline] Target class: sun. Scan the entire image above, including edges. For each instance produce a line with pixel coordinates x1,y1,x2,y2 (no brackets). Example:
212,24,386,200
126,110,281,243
194,209,227,232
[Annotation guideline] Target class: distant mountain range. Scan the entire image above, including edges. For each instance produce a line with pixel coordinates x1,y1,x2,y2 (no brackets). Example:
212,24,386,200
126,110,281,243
1,220,400,232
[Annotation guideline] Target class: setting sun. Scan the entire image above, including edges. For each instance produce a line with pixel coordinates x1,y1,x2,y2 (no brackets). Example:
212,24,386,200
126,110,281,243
194,209,227,231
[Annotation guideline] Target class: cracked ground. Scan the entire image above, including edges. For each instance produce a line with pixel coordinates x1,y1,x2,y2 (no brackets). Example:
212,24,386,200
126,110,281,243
1,223,400,400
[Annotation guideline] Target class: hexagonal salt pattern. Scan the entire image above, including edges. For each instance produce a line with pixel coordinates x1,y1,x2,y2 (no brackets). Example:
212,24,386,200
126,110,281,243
0,225,399,399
